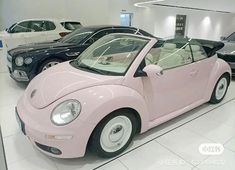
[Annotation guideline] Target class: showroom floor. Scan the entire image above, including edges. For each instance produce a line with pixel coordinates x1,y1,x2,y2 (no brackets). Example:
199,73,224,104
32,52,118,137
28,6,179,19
0,49,235,170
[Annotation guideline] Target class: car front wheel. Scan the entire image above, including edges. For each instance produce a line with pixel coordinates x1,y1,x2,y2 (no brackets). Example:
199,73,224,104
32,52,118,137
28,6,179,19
210,74,229,104
90,110,137,158
38,59,62,73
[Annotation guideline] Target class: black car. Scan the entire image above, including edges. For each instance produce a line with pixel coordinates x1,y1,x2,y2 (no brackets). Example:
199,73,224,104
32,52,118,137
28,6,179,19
7,25,155,82
217,32,235,76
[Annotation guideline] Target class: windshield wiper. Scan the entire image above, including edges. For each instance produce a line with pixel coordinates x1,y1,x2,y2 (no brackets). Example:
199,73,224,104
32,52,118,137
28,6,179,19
77,63,106,75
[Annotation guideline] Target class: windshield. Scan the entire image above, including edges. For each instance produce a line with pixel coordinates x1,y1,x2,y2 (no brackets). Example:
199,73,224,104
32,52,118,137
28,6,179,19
60,27,95,44
72,34,149,76
226,32,235,42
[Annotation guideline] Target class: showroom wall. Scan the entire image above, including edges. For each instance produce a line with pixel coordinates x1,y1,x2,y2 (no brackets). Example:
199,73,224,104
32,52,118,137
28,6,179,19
0,0,110,29
133,6,235,40
1,0,235,41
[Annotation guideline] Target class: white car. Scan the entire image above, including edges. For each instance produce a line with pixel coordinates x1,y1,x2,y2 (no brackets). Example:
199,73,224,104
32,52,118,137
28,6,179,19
0,19,82,50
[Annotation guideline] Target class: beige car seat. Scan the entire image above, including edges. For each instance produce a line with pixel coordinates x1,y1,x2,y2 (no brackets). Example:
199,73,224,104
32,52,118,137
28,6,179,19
145,53,154,65
185,45,206,61
158,43,184,69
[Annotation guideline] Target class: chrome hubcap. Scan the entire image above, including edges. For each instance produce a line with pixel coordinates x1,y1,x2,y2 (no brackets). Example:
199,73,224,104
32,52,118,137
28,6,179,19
42,61,60,71
215,78,227,100
100,116,132,153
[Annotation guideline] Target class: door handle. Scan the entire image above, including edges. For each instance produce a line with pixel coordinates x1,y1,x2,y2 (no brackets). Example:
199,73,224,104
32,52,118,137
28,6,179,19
190,70,198,77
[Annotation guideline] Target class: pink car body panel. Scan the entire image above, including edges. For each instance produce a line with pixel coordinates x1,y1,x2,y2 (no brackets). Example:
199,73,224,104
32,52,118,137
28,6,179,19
17,35,231,158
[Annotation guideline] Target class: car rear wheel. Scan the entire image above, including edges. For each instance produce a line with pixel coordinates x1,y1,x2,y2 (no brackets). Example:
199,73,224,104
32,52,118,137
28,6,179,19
38,59,63,73
209,74,229,104
90,110,137,158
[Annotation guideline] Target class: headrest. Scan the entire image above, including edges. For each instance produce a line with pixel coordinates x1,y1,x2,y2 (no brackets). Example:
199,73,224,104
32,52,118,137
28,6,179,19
163,43,176,50
185,45,200,52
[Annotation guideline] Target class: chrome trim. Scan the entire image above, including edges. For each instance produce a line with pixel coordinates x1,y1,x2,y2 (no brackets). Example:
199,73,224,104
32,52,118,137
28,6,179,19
10,70,29,82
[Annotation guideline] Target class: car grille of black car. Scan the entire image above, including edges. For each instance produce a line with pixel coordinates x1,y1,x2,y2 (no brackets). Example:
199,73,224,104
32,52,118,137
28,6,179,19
217,53,235,62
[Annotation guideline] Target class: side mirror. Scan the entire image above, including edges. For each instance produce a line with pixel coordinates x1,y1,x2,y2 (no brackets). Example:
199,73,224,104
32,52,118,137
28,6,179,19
220,36,226,41
143,64,163,77
66,51,80,57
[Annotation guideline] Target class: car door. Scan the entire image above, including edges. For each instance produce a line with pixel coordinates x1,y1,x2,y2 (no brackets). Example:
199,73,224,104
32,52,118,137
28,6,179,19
142,38,201,121
186,39,213,101
23,20,48,44
5,21,30,49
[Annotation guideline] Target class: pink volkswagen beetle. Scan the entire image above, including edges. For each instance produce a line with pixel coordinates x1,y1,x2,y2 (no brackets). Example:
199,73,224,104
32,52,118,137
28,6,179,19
16,34,231,158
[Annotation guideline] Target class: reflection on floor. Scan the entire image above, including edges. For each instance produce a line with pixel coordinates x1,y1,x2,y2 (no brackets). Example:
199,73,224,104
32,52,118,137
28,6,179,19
1,51,235,170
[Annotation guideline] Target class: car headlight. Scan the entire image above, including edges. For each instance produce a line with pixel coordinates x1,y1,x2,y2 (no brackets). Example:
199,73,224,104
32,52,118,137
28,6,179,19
51,99,81,126
15,56,24,66
24,57,33,65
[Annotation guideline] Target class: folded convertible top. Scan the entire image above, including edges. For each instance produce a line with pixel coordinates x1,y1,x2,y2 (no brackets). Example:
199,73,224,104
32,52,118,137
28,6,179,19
194,39,225,57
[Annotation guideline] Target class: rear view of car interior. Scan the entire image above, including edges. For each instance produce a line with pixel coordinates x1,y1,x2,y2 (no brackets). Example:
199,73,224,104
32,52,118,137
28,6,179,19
0,0,235,170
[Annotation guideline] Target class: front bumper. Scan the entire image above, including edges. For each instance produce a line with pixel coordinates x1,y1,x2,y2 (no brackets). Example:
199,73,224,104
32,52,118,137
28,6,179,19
16,99,94,158
7,54,30,82
9,69,29,82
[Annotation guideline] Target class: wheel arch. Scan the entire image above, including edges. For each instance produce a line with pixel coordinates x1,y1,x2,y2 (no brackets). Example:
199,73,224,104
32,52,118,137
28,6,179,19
86,107,142,151
36,56,65,74
205,59,231,101
64,84,150,156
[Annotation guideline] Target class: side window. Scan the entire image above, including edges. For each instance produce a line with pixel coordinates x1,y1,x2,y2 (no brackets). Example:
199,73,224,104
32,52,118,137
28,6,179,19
87,29,113,44
10,21,31,33
189,40,207,61
29,21,47,32
144,39,193,70
45,21,56,31
113,28,137,34
61,22,81,31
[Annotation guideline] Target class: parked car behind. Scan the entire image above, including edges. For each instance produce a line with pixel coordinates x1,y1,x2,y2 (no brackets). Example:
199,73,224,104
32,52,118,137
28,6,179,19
217,32,235,76
16,34,230,158
7,25,155,82
0,19,82,50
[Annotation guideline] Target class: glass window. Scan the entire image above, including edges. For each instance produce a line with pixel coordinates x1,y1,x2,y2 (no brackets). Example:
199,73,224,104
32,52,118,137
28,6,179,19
145,38,193,70
113,28,137,34
60,27,95,44
29,21,47,32
9,21,31,33
87,29,113,43
46,21,56,31
72,34,149,75
189,40,207,61
226,32,235,42
61,22,82,31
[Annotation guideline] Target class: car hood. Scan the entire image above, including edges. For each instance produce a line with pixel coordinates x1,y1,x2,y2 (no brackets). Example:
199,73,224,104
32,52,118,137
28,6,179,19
25,62,124,109
0,31,7,37
8,41,76,56
217,41,235,55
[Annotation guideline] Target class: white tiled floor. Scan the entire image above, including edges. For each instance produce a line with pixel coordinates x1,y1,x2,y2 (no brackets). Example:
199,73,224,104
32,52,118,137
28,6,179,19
0,52,235,170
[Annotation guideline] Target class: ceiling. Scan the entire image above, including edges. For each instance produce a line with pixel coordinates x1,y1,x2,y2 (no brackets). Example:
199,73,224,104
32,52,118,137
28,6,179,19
132,0,235,13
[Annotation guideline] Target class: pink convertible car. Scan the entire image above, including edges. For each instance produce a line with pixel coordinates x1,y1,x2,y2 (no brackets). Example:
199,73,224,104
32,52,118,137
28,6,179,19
16,34,231,158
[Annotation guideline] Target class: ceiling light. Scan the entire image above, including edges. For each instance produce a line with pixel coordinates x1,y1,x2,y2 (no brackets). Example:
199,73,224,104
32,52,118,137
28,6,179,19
134,0,165,8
